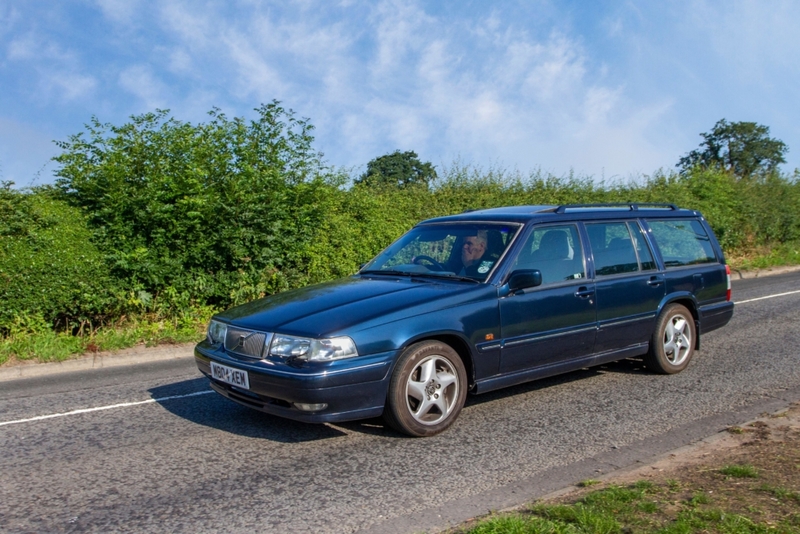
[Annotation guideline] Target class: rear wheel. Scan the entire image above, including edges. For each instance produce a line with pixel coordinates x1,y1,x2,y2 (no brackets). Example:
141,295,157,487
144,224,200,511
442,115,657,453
645,303,696,374
383,341,467,437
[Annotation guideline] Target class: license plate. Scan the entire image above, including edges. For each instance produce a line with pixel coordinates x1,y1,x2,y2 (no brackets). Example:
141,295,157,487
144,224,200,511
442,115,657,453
210,362,250,390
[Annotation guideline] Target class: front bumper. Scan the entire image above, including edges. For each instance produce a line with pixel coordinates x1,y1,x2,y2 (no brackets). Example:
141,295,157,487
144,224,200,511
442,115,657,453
194,341,395,423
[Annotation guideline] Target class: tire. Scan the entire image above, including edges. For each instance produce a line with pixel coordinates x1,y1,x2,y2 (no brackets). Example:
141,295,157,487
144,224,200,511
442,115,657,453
383,341,468,437
644,303,696,374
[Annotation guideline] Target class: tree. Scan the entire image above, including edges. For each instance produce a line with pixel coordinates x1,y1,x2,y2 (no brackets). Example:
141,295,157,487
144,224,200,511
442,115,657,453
356,150,437,188
53,101,339,307
678,119,788,178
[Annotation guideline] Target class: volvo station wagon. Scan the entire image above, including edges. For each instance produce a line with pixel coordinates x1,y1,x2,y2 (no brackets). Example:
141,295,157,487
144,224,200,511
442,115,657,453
195,204,734,436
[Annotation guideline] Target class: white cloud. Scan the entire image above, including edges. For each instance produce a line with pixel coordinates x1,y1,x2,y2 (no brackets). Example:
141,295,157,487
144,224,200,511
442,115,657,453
369,0,435,79
95,0,142,25
7,33,74,62
51,72,98,101
157,0,216,49
119,65,168,109
167,48,193,73
321,2,667,179
4,0,797,185
220,30,289,101
5,30,96,102
522,36,586,102
0,4,21,39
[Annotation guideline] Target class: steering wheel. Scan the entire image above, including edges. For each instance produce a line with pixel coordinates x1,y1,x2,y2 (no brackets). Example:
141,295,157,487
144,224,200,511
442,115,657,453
412,255,445,271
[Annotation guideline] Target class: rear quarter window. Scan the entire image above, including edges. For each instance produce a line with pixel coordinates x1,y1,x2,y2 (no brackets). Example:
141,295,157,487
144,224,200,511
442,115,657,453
648,219,717,267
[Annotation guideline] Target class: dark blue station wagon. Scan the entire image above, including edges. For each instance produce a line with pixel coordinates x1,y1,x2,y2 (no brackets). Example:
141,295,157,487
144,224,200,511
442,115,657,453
195,204,734,436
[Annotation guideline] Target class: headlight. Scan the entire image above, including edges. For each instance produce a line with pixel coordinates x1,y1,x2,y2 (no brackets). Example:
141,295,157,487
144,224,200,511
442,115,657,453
269,334,358,361
207,319,227,346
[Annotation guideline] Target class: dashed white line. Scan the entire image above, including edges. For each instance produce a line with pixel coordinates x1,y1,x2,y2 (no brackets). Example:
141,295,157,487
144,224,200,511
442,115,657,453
0,390,213,428
735,289,800,305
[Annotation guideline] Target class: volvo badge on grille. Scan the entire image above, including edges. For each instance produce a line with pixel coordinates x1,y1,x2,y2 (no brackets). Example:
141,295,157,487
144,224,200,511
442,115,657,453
232,331,255,351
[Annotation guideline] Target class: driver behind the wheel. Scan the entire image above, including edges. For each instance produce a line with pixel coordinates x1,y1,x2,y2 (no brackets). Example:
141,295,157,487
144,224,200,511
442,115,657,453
457,230,491,277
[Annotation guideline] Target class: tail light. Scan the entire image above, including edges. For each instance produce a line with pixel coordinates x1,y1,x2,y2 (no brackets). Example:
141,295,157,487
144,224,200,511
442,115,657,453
725,264,732,302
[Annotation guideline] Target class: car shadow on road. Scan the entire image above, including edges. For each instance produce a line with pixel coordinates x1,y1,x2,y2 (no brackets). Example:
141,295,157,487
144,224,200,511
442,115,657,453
148,378,351,443
335,359,655,437
461,357,651,409
149,358,652,442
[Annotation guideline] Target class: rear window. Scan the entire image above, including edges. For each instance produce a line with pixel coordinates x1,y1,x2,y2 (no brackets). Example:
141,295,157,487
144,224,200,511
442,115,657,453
648,219,717,267
586,221,656,276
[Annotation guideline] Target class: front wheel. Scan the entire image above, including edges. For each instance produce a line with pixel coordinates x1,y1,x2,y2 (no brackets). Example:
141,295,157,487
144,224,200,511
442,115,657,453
383,341,467,437
644,303,696,374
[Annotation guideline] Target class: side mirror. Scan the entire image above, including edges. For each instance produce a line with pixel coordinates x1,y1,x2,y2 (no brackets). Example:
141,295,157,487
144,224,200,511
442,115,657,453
508,269,543,293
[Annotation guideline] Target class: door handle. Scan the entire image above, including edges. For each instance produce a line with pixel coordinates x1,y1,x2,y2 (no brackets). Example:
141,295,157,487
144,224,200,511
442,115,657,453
574,287,595,298
647,277,664,287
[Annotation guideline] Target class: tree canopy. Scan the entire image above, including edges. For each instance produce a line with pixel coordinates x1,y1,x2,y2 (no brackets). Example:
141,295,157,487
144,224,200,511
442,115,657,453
52,101,339,307
356,150,437,188
678,119,787,178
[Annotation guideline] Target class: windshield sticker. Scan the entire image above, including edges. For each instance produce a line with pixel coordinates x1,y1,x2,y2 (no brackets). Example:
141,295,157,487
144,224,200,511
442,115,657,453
477,261,493,274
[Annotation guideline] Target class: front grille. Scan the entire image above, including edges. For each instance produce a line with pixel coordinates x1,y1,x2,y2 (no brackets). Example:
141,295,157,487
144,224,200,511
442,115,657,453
224,327,270,359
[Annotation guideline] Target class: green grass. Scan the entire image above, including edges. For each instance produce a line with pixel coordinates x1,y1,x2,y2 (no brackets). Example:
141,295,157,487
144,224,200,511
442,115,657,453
728,241,800,271
720,464,760,478
457,479,800,534
461,501,791,534
0,308,213,366
758,484,800,503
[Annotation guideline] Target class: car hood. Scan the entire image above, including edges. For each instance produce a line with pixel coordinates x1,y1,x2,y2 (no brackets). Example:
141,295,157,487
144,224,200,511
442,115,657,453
216,275,487,338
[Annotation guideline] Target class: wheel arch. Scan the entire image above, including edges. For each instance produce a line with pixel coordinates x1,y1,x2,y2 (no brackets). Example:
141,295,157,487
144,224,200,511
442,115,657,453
657,293,700,349
395,332,476,390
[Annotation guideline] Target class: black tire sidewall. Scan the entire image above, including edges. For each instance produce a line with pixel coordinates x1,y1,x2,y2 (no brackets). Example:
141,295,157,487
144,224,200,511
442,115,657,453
385,341,467,437
647,303,696,374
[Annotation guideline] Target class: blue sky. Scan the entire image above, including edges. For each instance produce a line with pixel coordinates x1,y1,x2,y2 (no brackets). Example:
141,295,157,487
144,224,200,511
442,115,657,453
1,0,799,187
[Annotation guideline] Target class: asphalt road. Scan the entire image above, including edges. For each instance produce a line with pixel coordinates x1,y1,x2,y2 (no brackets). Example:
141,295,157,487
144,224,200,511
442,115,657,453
1,272,799,534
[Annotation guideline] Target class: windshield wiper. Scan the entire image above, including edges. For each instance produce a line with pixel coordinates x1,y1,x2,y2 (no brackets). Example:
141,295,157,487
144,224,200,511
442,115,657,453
359,269,414,277
359,270,481,283
435,273,481,283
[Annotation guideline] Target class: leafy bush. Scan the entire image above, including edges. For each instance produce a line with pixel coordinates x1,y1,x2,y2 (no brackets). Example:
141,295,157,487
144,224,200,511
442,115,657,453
54,102,345,311
0,183,120,330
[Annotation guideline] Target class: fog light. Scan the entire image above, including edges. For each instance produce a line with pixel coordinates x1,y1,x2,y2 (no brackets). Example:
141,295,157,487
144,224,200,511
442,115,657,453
293,402,327,412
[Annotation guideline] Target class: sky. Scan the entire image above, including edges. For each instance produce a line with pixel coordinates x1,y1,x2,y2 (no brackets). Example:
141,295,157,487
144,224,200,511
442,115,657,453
1,0,799,187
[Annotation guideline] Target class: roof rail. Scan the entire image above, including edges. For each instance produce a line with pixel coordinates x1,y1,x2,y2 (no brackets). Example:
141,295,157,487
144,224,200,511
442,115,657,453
553,203,678,214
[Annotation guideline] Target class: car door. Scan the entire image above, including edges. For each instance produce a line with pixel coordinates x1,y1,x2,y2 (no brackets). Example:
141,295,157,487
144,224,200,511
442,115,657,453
498,224,597,374
586,220,665,354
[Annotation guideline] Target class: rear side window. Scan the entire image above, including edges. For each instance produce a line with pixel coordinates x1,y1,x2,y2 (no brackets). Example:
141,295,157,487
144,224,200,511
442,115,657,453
586,221,655,276
648,219,717,267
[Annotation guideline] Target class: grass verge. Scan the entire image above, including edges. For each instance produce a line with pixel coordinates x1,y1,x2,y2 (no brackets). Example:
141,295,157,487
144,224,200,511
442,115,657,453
452,407,800,534
0,308,213,366
728,242,800,271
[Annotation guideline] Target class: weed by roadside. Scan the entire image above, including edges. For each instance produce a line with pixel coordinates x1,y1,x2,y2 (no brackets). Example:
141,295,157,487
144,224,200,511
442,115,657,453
452,411,800,534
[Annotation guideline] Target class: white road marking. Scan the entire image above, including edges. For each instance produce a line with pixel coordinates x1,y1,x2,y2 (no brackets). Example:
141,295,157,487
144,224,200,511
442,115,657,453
0,390,213,428
735,289,800,305
2,287,798,429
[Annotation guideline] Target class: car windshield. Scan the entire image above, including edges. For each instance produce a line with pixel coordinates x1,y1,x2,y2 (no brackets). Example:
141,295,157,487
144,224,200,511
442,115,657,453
361,222,521,282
